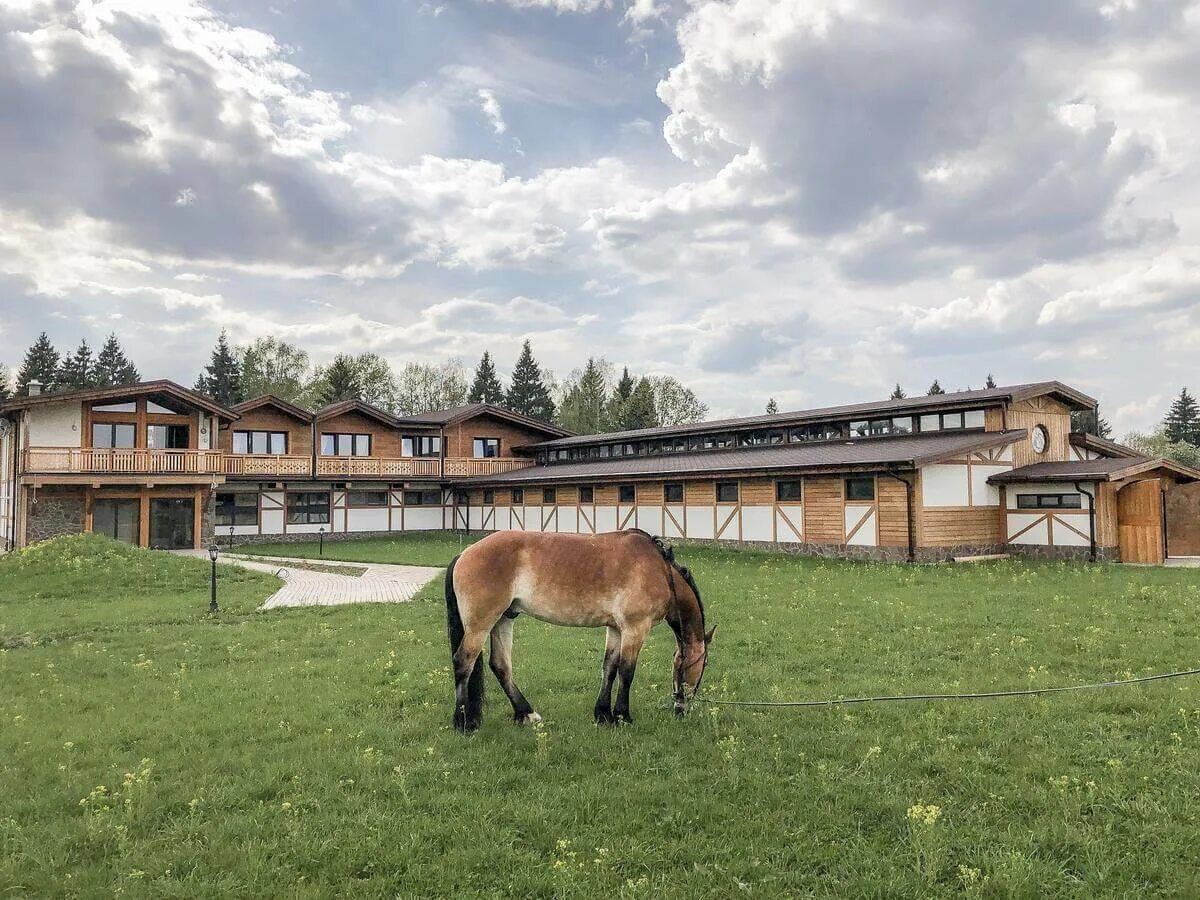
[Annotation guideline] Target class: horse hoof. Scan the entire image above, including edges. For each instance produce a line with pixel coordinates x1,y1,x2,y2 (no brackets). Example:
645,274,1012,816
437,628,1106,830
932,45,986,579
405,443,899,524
517,711,542,725
614,713,633,726
594,709,615,725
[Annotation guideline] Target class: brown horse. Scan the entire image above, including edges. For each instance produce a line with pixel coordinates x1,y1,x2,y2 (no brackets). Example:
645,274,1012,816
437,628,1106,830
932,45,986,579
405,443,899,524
445,529,712,731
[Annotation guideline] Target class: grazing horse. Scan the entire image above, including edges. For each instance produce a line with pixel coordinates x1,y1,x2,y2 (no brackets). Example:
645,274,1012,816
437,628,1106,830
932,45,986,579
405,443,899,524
445,529,712,731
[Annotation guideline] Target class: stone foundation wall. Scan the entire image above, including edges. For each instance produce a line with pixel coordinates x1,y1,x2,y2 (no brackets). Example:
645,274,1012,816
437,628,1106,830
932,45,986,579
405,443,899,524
26,487,86,544
1007,544,1119,563
218,528,405,550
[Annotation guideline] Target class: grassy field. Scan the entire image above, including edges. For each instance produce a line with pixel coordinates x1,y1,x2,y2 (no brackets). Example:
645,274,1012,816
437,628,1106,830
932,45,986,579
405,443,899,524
234,532,484,567
3,534,1200,896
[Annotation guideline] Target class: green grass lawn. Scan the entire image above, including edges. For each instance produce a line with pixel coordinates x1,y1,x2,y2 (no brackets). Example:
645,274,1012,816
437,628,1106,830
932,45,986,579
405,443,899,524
234,532,483,567
3,535,1200,896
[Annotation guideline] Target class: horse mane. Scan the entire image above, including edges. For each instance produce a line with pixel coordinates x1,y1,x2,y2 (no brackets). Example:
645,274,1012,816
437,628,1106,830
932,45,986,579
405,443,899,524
627,529,704,624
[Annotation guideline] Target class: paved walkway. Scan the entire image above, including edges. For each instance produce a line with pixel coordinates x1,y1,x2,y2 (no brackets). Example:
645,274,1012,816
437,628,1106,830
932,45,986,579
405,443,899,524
174,551,442,609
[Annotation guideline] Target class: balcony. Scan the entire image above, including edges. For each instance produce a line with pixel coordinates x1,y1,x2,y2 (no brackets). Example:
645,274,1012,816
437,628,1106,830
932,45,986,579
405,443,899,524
315,456,535,479
443,457,534,477
24,447,225,476
224,454,313,477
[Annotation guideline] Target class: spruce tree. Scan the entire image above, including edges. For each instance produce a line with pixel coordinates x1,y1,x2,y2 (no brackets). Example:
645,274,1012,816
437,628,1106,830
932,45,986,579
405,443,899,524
766,398,779,415
1164,388,1200,445
57,340,95,390
467,351,505,404
890,383,906,400
312,355,363,406
0,363,11,403
16,332,60,395
606,366,637,429
622,377,659,430
558,358,610,433
985,373,997,389
504,340,556,422
94,334,141,386
194,330,244,406
927,379,946,396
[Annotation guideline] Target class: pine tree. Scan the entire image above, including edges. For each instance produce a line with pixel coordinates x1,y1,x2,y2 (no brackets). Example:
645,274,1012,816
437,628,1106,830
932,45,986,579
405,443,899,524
1073,409,1114,440
57,340,95,390
1164,388,1200,445
890,383,906,400
766,398,779,415
985,373,997,389
621,377,659,430
0,363,11,403
504,340,556,422
194,330,244,406
312,355,363,406
93,334,141,386
467,351,505,404
927,379,945,396
605,367,637,429
558,358,611,433
16,332,60,396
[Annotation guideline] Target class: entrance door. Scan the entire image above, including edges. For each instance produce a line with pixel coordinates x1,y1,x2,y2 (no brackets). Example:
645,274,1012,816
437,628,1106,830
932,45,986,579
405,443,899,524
149,498,195,550
1166,483,1200,558
93,499,140,545
1117,479,1164,565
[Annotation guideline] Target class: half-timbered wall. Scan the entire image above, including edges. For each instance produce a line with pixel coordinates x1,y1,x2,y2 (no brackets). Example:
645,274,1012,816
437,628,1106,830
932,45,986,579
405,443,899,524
916,443,1013,548
1002,481,1095,549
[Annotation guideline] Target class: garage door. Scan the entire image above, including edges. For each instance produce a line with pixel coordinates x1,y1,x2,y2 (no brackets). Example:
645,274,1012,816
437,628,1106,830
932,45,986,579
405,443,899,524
1166,483,1200,558
1118,479,1164,565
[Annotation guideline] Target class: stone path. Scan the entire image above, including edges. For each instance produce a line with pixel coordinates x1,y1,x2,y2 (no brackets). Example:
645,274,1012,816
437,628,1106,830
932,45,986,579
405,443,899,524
174,550,442,609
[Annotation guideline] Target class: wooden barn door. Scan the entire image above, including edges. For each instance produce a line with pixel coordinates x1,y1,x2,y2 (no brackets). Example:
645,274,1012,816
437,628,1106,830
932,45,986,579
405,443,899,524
1165,483,1200,558
1117,480,1164,565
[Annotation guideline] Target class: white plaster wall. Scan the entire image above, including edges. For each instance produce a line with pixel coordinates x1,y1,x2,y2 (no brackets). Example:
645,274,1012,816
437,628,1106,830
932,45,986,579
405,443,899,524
260,493,285,534
558,507,578,534
742,506,773,542
577,506,596,533
922,465,969,507
775,505,804,543
845,505,877,546
687,506,714,539
663,506,685,539
636,506,661,534
524,505,543,532
28,402,81,447
405,508,442,531
970,466,1008,507
715,508,739,540
1051,518,1091,547
468,507,484,530
347,508,389,532
1007,513,1049,544
595,506,618,533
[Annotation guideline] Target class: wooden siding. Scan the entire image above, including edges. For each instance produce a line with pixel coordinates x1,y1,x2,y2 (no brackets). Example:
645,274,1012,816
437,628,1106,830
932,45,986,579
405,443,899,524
442,413,547,459
221,407,313,456
686,481,715,504
740,478,774,505
877,477,910,547
803,478,844,544
1005,397,1073,467
919,507,1003,547
319,411,403,457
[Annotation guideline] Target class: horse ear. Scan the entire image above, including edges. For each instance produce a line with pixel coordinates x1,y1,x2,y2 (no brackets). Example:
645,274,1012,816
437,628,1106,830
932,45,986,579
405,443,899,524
705,625,716,644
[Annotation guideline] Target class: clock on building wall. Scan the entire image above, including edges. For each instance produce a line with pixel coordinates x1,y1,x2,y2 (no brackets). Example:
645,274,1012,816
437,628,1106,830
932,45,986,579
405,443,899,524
1032,425,1049,454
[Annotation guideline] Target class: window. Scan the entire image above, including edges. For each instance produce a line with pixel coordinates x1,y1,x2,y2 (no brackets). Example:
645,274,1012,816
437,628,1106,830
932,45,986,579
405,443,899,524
482,489,495,504
322,433,371,456
93,401,135,412
233,430,288,454
543,488,557,504
346,490,388,507
963,410,986,429
919,414,942,432
92,422,136,449
473,437,501,458
776,480,802,502
845,477,876,501
215,492,258,527
146,400,179,414
578,486,594,504
146,424,189,449
1016,493,1083,510
618,484,636,503
716,481,739,503
664,483,684,503
402,435,441,457
918,410,984,433
738,431,769,446
287,492,330,525
664,437,687,454
404,490,443,506
941,411,965,430
511,488,524,504
891,417,914,434
455,490,470,505
789,423,845,443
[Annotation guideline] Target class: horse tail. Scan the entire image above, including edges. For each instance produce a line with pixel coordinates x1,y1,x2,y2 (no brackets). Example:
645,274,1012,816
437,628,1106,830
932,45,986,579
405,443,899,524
445,553,484,728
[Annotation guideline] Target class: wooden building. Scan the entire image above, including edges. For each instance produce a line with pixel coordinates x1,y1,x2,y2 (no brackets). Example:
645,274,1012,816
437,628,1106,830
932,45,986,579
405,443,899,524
2,379,1196,563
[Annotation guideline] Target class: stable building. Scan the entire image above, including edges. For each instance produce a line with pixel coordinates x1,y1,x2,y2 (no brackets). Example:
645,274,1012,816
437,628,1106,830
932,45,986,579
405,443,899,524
2,378,1197,564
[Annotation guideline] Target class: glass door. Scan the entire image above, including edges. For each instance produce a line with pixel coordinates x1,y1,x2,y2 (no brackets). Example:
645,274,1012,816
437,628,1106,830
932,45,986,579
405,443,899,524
93,499,140,545
149,498,195,550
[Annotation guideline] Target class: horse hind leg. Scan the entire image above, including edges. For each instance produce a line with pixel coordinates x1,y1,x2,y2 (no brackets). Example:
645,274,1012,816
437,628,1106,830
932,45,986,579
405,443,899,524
452,628,488,732
594,626,621,725
489,617,540,725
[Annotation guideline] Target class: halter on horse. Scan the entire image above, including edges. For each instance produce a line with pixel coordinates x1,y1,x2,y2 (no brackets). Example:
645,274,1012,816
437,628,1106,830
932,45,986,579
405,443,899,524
445,529,713,731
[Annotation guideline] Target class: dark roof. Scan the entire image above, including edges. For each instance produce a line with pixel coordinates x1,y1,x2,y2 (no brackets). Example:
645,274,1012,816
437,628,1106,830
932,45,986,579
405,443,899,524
233,395,314,422
1068,432,1142,459
990,457,1200,484
466,429,1026,485
396,403,571,437
0,379,239,420
313,399,402,427
528,381,1095,450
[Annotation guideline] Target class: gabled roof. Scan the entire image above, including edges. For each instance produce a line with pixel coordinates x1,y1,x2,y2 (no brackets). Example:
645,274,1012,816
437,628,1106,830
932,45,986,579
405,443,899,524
989,457,1200,484
1069,432,1142,460
233,395,314,423
313,399,402,428
465,429,1026,486
0,380,239,420
527,381,1096,450
396,403,571,437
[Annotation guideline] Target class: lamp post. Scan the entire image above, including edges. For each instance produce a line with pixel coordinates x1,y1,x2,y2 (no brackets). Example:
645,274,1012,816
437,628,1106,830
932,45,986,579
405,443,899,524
228,525,235,550
318,526,326,557
207,544,220,614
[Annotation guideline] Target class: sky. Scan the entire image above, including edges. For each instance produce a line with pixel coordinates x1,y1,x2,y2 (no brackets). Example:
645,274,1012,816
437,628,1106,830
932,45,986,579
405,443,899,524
1,0,1198,435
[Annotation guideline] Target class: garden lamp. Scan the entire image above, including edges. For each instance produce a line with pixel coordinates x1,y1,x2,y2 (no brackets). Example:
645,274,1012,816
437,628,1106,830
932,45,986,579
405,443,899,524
207,544,220,613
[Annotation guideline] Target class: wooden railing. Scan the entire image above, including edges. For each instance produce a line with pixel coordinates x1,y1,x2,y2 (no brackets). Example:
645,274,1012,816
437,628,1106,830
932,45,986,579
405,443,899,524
443,457,534,477
24,447,225,475
316,456,536,478
224,454,312,477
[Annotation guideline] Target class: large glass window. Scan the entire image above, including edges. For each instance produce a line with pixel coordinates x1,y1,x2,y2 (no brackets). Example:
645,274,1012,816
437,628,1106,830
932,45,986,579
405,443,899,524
146,424,189,449
716,481,739,503
322,433,371,456
473,437,500,458
845,477,876,501
346,490,388,507
919,410,984,433
1016,493,1083,509
404,489,443,506
402,435,441,457
93,401,135,413
215,492,258,527
776,480,802,502
664,483,684,503
92,422,136,449
233,430,288,454
287,492,330,525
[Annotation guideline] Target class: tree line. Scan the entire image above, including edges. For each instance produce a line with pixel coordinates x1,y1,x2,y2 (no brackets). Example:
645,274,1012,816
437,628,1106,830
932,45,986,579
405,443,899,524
1125,388,1200,468
0,329,709,435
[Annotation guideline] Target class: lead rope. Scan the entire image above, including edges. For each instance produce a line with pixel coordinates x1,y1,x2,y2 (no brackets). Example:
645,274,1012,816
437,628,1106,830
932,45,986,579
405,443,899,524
689,667,1200,709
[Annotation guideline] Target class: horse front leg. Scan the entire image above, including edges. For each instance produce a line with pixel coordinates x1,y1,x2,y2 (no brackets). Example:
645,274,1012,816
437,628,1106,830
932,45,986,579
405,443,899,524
594,626,621,724
489,617,540,725
613,624,650,725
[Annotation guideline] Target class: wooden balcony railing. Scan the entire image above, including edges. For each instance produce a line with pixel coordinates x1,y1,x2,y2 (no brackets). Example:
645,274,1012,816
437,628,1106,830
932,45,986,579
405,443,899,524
443,457,535,477
224,454,313,477
316,456,536,478
24,447,225,476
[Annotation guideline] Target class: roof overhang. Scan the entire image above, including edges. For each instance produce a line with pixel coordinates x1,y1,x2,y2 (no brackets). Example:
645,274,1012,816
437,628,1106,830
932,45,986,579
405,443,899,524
313,400,401,428
989,457,1200,485
233,395,314,423
0,380,239,421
